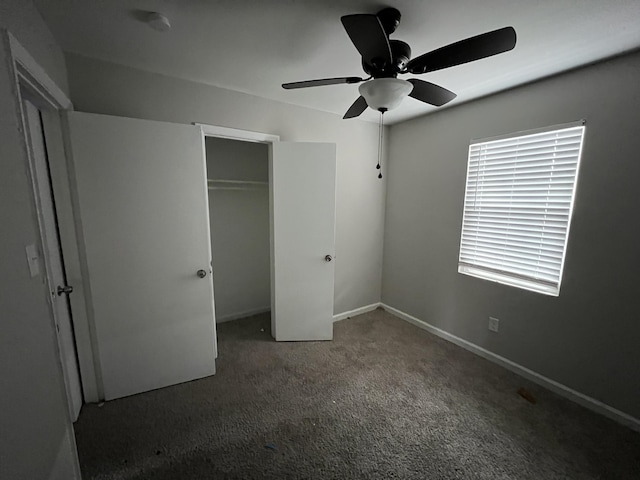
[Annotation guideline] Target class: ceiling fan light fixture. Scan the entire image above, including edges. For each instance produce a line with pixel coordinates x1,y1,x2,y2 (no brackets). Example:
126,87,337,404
358,78,413,111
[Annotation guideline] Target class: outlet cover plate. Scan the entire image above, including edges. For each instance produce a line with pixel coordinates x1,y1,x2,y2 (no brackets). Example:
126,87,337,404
489,317,499,332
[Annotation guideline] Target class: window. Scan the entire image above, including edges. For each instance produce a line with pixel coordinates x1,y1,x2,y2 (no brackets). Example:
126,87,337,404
458,122,585,296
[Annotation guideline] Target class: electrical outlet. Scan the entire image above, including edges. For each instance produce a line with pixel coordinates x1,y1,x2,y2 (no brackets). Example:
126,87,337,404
488,317,499,332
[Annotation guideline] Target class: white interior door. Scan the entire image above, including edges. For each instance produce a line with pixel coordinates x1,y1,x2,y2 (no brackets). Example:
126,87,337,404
23,100,83,420
66,112,217,401
270,142,336,341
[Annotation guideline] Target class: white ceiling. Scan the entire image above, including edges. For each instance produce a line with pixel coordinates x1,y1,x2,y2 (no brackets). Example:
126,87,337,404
34,0,640,125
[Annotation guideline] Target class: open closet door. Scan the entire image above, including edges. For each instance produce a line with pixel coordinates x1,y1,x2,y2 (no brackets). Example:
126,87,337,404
66,112,216,400
270,142,336,341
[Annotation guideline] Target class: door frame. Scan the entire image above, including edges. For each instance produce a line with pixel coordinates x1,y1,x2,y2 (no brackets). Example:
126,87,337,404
5,31,83,477
7,32,101,405
196,123,279,341
197,123,280,145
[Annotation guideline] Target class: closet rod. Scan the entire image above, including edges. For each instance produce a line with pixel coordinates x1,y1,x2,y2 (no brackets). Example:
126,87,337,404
208,186,267,191
208,179,267,185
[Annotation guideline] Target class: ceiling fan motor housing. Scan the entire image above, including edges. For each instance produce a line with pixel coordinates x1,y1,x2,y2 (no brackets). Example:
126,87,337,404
363,40,412,78
390,40,411,71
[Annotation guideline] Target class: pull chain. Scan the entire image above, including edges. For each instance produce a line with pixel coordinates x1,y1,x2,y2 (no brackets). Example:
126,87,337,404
377,110,384,179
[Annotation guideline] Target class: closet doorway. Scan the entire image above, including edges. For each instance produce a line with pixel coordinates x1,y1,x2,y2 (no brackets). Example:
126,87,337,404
205,137,271,325
199,125,338,342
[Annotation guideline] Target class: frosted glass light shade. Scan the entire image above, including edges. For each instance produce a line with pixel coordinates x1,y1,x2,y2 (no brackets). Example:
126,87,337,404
358,78,413,111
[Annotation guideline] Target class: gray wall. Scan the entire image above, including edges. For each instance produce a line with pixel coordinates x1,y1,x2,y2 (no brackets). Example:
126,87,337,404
0,0,78,478
383,50,640,419
65,53,387,316
0,0,67,93
206,137,270,322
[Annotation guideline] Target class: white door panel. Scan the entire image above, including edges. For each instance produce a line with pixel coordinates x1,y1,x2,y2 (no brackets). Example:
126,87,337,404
24,100,83,420
270,142,336,341
67,112,216,400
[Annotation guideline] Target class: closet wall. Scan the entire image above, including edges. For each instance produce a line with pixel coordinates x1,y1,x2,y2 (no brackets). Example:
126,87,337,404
206,137,270,322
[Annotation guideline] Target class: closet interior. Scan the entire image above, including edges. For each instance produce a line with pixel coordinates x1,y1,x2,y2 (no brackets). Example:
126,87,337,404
205,137,271,324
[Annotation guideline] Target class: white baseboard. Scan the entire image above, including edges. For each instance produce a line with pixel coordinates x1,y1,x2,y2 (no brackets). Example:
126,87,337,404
381,303,640,433
333,303,381,322
216,307,271,323
48,427,81,480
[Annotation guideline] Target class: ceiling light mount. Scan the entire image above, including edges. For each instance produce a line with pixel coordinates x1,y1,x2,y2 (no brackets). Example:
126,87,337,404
146,12,171,32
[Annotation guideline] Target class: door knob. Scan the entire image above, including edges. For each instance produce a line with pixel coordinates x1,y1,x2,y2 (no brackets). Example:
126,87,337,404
324,255,333,262
57,285,73,296
197,269,207,278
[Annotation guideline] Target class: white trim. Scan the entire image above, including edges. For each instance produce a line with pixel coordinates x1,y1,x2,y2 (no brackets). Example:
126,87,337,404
198,123,280,339
7,32,72,110
333,303,381,322
8,31,100,403
4,29,82,479
196,123,280,143
216,307,271,323
47,428,78,480
381,303,640,433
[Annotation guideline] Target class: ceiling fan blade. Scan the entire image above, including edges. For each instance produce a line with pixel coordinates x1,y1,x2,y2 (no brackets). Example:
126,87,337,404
407,79,457,107
282,76,365,89
341,14,392,67
406,26,517,74
343,96,368,119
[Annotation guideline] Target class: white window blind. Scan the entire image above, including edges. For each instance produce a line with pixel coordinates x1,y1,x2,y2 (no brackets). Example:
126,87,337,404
458,123,585,296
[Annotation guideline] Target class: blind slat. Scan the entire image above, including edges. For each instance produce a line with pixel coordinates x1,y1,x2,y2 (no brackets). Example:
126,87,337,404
459,253,561,277
463,210,569,219
465,171,577,182
460,258,559,283
468,163,577,175
461,232,566,249
462,243,565,259
469,149,581,165
462,221,568,236
460,247,563,267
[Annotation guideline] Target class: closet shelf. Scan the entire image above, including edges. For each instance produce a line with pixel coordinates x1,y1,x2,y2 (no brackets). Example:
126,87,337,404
208,179,268,191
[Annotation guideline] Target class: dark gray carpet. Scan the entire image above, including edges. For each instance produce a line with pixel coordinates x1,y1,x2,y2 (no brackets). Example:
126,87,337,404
74,309,640,479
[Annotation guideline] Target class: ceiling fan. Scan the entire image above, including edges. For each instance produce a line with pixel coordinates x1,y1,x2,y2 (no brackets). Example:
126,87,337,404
282,7,517,119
